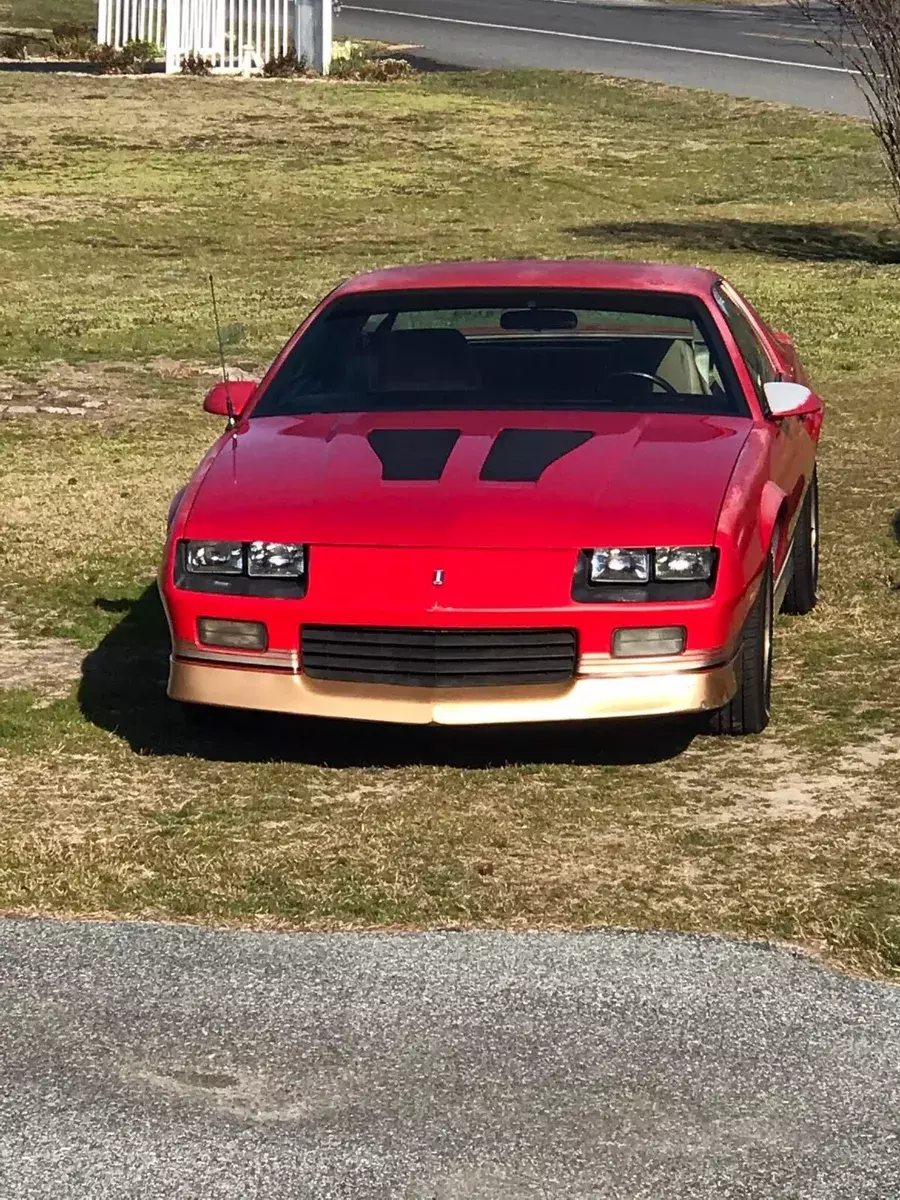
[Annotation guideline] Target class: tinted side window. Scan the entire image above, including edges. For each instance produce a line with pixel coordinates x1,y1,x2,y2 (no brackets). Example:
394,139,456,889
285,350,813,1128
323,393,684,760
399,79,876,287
713,286,777,400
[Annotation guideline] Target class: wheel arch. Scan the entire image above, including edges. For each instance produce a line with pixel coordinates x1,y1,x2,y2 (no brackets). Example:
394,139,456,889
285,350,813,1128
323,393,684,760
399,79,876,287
759,481,790,569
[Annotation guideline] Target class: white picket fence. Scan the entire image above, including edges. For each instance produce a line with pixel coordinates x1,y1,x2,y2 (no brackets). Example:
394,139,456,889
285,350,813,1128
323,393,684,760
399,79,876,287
97,0,166,50
96,0,331,74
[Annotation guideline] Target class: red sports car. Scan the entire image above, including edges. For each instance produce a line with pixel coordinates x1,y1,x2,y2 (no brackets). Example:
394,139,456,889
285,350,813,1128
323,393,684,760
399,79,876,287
160,260,823,735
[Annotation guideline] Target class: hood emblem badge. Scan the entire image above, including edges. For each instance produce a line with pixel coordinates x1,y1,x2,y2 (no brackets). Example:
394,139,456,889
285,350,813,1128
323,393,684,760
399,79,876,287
433,569,445,586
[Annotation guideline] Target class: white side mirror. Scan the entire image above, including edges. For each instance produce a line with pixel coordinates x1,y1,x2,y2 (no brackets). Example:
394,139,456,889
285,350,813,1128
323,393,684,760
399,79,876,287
763,381,813,418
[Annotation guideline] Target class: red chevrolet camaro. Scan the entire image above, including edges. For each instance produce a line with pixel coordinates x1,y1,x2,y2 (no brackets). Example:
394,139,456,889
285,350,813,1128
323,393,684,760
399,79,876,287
160,260,823,735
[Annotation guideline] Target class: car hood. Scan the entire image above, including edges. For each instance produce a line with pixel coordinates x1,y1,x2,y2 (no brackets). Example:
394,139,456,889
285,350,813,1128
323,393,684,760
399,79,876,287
186,410,752,549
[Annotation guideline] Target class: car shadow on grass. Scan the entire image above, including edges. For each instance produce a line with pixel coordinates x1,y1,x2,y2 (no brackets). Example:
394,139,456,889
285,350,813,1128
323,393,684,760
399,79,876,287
78,585,698,767
564,219,900,265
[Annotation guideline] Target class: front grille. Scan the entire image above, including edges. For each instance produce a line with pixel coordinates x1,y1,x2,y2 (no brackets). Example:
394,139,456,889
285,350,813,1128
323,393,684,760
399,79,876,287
301,625,578,688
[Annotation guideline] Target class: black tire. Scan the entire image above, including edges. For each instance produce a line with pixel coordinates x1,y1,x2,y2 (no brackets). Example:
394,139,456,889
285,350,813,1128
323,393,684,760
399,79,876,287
708,557,774,737
781,468,819,616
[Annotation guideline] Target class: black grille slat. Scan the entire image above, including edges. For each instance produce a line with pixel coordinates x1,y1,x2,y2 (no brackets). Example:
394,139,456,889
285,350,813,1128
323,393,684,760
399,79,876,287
302,645,574,663
302,629,575,648
301,626,577,688
313,669,570,687
302,655,573,674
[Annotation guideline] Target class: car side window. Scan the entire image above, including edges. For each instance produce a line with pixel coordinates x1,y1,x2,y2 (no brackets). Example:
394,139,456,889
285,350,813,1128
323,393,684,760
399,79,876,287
712,284,778,402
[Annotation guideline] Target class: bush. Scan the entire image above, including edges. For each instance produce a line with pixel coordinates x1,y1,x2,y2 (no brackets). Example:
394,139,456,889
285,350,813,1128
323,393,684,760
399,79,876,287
330,46,414,82
262,49,308,77
354,56,414,83
50,22,98,58
180,52,212,76
88,38,158,74
329,39,368,77
260,39,414,83
0,33,28,59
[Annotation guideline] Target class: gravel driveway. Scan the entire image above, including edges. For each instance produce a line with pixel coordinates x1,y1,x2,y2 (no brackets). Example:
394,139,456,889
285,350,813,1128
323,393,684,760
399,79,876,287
0,920,898,1199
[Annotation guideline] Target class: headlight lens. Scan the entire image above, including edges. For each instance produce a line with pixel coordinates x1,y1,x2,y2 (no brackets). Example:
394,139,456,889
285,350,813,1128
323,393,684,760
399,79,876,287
186,540,243,574
655,547,716,582
590,548,651,584
248,541,306,579
587,547,716,585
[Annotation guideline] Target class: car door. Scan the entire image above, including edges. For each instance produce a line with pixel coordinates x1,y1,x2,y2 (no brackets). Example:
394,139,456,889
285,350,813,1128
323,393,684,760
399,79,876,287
712,282,813,557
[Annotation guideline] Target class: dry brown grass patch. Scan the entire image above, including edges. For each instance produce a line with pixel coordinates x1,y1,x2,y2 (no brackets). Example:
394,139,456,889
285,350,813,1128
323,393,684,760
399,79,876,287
0,605,84,698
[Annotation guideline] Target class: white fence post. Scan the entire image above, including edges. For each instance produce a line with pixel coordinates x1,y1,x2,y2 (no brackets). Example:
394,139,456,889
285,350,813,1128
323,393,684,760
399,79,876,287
165,0,182,71
296,0,332,74
97,0,110,43
321,0,332,74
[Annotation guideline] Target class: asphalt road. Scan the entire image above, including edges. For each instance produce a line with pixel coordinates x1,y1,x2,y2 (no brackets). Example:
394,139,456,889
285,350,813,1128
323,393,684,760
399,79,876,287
1,919,899,1199
337,0,869,116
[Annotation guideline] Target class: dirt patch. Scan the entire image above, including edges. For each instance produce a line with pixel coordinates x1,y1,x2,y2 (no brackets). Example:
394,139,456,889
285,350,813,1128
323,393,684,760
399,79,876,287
0,606,84,699
690,734,900,826
149,357,259,383
0,362,116,417
0,194,110,225
0,358,262,420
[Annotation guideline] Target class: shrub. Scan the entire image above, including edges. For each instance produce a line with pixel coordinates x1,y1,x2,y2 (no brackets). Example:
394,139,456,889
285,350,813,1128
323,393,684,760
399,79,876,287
50,22,98,58
261,39,414,83
262,49,308,77
88,38,158,74
328,41,369,78
180,51,212,76
330,46,415,82
0,34,28,59
354,56,414,83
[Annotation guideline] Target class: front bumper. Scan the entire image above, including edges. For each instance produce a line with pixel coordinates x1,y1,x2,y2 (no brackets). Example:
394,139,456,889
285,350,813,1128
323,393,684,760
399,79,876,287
167,651,738,725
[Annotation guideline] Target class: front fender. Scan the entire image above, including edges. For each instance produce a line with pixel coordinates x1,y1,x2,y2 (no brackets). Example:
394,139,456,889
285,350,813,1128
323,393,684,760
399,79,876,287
715,428,783,637
167,486,187,531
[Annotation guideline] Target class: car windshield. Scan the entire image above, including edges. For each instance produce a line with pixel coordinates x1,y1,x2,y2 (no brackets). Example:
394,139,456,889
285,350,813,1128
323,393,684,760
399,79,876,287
252,288,747,418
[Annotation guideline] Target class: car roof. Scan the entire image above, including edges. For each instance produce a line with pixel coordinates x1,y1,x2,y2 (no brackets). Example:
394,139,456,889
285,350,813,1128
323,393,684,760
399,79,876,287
332,259,722,301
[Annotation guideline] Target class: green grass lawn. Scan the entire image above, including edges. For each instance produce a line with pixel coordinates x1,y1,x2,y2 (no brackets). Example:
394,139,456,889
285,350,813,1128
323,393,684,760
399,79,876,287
1,67,899,975
0,0,94,28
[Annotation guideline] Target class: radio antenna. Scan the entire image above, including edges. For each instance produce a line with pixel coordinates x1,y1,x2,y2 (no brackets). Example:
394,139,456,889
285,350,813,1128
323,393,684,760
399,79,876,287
208,273,237,429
